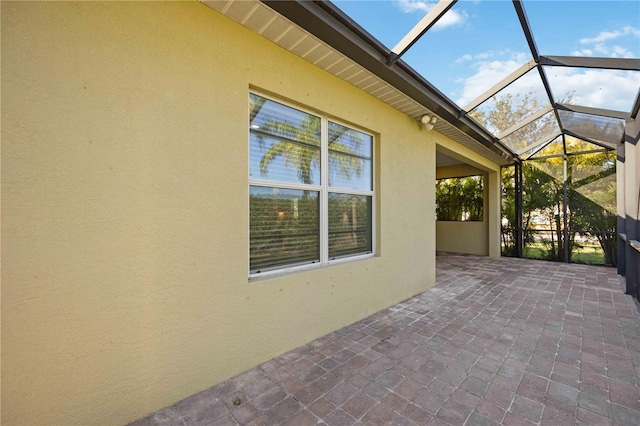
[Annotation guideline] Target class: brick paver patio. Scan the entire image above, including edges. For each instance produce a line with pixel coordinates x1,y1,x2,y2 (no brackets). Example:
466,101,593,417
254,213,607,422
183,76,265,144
132,254,640,425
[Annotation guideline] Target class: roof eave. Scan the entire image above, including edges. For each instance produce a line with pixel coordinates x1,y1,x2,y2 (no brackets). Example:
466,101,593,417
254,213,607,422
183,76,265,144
261,0,515,162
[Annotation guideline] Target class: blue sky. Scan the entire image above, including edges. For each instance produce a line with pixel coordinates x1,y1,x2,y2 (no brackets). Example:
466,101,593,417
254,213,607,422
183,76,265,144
331,0,640,112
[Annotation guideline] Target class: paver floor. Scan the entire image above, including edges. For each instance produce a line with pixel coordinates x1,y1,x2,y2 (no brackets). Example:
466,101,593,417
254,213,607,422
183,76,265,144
132,254,640,425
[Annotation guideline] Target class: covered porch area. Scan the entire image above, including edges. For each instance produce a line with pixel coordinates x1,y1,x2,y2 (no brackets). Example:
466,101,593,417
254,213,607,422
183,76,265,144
133,254,640,425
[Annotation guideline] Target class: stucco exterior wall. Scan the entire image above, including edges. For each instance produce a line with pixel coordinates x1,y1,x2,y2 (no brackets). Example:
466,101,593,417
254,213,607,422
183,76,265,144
2,2,497,424
436,220,488,255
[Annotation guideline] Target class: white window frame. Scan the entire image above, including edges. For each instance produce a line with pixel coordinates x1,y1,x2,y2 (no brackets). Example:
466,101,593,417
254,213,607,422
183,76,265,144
248,91,375,278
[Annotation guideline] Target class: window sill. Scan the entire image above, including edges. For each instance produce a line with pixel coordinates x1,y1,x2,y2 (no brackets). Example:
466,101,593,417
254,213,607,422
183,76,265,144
248,253,375,283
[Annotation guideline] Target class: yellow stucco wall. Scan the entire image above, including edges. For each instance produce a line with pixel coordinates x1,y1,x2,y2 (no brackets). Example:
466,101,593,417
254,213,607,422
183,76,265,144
2,1,496,424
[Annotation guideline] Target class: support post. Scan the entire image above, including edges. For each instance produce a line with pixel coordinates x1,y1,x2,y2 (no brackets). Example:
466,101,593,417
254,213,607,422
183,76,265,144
515,162,524,258
488,170,501,257
623,119,640,298
563,156,569,263
623,119,639,298
617,142,626,277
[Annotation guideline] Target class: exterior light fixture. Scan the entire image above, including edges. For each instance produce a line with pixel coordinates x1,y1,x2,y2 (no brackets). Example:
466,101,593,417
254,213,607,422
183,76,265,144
421,114,438,131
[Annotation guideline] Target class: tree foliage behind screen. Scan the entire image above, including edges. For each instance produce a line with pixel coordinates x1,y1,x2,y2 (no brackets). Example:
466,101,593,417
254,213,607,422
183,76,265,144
436,176,484,221
501,151,617,266
482,91,618,266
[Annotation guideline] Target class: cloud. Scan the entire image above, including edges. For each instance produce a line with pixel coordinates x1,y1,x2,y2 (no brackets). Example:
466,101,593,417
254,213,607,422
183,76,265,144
579,26,640,45
572,45,634,59
454,51,492,64
571,48,593,57
575,26,639,58
394,0,431,14
611,45,635,57
454,51,638,113
453,52,530,106
434,9,467,30
545,67,639,111
455,54,473,64
393,0,467,30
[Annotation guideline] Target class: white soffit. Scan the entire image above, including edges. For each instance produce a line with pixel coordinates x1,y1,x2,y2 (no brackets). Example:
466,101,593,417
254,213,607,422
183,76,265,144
201,0,511,166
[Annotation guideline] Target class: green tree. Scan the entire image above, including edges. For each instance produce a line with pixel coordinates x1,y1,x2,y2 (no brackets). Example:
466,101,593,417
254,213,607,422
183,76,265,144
567,150,617,265
436,176,483,221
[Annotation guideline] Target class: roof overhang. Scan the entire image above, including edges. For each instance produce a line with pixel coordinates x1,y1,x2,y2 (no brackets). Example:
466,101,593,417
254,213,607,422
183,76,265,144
201,0,515,165
203,0,638,165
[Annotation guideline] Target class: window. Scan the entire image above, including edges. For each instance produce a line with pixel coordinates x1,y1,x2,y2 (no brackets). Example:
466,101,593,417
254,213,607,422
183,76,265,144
249,93,374,275
436,175,484,221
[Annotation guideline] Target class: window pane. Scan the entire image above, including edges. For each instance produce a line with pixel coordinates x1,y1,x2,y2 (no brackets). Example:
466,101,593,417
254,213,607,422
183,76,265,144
329,151,372,191
472,69,551,136
328,122,372,158
328,193,372,259
250,186,319,273
328,122,372,190
545,67,640,112
250,133,320,185
529,136,564,159
501,111,560,153
558,110,624,147
250,93,321,185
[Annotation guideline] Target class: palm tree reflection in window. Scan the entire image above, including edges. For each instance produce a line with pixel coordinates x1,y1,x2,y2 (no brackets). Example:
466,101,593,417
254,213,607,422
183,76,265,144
250,94,365,188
